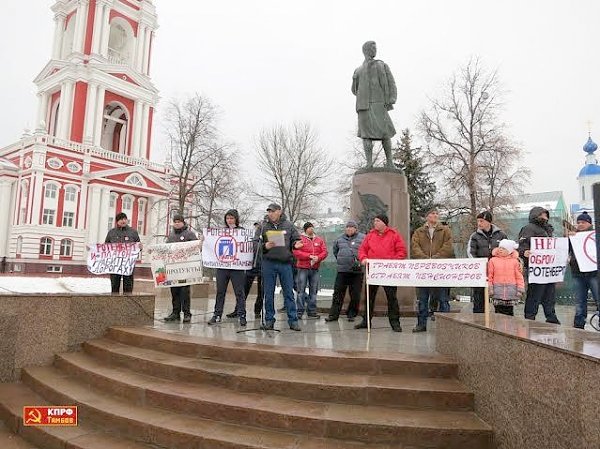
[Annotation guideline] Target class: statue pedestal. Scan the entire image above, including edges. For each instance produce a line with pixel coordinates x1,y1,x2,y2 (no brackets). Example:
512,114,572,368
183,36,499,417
350,169,415,316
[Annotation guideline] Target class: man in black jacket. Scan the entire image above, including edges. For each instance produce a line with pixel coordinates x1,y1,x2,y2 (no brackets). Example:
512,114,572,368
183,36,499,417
164,214,198,323
467,211,508,313
260,203,303,331
518,206,560,324
105,212,141,294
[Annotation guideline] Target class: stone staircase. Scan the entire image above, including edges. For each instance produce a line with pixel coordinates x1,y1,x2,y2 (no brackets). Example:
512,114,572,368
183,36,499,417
0,326,495,449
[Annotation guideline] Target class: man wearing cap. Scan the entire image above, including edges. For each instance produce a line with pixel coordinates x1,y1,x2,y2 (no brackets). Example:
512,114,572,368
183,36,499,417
105,212,141,294
568,211,598,329
411,208,455,332
354,214,407,332
518,206,560,324
164,214,199,323
293,222,328,319
325,220,365,322
467,211,508,313
260,203,303,331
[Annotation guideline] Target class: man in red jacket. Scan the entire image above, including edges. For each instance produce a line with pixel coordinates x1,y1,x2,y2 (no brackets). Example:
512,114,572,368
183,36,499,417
293,222,329,319
354,214,407,332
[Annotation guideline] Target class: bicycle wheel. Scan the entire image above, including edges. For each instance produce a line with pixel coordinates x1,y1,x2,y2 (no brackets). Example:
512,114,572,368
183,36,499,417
590,312,600,331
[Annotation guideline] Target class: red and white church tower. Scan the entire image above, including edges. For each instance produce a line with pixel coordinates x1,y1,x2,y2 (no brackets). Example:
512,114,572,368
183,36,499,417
0,0,171,275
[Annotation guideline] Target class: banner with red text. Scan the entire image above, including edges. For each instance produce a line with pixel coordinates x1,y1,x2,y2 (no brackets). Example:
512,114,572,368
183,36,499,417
366,258,487,287
569,231,597,273
87,243,140,276
149,240,203,288
528,237,569,284
202,228,254,270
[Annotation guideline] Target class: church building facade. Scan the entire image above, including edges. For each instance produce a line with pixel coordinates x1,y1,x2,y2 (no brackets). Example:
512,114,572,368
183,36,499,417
0,0,170,275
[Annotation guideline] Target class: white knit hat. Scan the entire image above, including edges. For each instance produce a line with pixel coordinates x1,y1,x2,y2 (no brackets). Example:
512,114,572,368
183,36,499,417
498,239,518,252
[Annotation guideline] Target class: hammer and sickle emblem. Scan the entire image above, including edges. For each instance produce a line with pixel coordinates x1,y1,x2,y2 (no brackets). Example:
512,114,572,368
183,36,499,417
25,409,42,424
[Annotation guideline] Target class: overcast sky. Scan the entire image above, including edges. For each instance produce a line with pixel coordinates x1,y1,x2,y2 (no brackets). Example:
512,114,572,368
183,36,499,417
1,0,598,206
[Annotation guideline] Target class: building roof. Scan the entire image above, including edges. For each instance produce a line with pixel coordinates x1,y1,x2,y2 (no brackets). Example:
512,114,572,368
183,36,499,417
578,164,600,177
583,136,598,154
512,191,565,213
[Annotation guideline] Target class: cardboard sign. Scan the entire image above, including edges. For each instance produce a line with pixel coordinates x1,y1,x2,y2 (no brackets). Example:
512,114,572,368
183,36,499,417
366,258,487,287
87,243,140,275
528,237,569,284
149,240,203,288
202,228,254,270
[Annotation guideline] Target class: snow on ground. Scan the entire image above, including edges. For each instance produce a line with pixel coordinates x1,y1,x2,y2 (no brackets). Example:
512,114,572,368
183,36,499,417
0,277,111,294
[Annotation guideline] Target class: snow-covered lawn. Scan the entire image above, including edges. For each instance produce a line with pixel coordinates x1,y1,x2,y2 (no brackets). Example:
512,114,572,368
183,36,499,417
0,277,111,294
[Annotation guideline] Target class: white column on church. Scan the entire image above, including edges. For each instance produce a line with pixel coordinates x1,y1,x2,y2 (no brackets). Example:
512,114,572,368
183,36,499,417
98,187,111,242
142,28,152,75
91,1,104,54
72,1,89,54
57,80,74,140
87,185,102,243
77,180,88,230
52,13,67,59
93,86,106,146
99,3,112,57
36,93,49,131
83,83,98,144
134,25,146,73
30,170,44,226
0,181,15,256
139,103,150,157
131,100,143,158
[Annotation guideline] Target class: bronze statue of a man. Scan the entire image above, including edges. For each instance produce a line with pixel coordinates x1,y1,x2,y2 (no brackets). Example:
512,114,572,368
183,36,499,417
351,41,397,169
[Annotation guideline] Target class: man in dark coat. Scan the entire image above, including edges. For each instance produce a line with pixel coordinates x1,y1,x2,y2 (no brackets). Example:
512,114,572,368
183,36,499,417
260,203,303,331
467,211,508,313
164,214,198,323
104,212,141,294
518,206,560,324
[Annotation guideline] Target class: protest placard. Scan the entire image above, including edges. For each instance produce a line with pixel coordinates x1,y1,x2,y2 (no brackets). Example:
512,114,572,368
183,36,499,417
366,258,488,287
202,228,255,270
569,230,597,273
527,237,569,284
87,242,141,276
149,240,202,288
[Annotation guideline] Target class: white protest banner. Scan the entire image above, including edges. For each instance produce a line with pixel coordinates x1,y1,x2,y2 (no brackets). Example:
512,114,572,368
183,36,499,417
569,231,597,273
366,258,488,287
149,240,203,288
202,228,254,270
528,237,569,284
87,242,141,275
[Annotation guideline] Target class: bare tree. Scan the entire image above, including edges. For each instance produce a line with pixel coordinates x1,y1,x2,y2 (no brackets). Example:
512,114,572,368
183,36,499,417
164,93,250,228
255,122,334,223
419,57,529,226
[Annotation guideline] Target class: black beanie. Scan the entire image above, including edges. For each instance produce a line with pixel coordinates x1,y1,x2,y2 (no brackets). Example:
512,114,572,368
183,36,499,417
303,222,314,231
577,211,592,224
374,214,389,226
477,211,493,223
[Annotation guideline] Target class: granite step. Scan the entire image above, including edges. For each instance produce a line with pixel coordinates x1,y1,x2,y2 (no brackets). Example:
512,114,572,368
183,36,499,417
106,326,458,378
81,338,474,411
17,366,413,449
22,365,494,448
0,383,157,449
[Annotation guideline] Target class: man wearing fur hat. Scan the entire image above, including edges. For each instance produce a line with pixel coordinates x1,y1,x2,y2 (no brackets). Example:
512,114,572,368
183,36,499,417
467,211,508,313
568,211,599,329
517,206,560,324
354,214,407,332
293,222,328,319
164,214,198,323
325,220,365,322
411,208,455,332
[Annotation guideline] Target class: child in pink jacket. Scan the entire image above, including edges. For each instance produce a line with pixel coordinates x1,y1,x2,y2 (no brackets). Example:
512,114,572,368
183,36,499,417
488,239,525,316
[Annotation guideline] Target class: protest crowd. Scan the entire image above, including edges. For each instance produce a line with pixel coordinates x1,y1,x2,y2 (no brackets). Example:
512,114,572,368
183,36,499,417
105,203,599,333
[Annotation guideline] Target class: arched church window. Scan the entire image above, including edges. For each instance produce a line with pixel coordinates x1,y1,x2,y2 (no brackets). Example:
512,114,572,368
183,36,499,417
126,174,144,187
101,103,129,154
108,20,134,65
